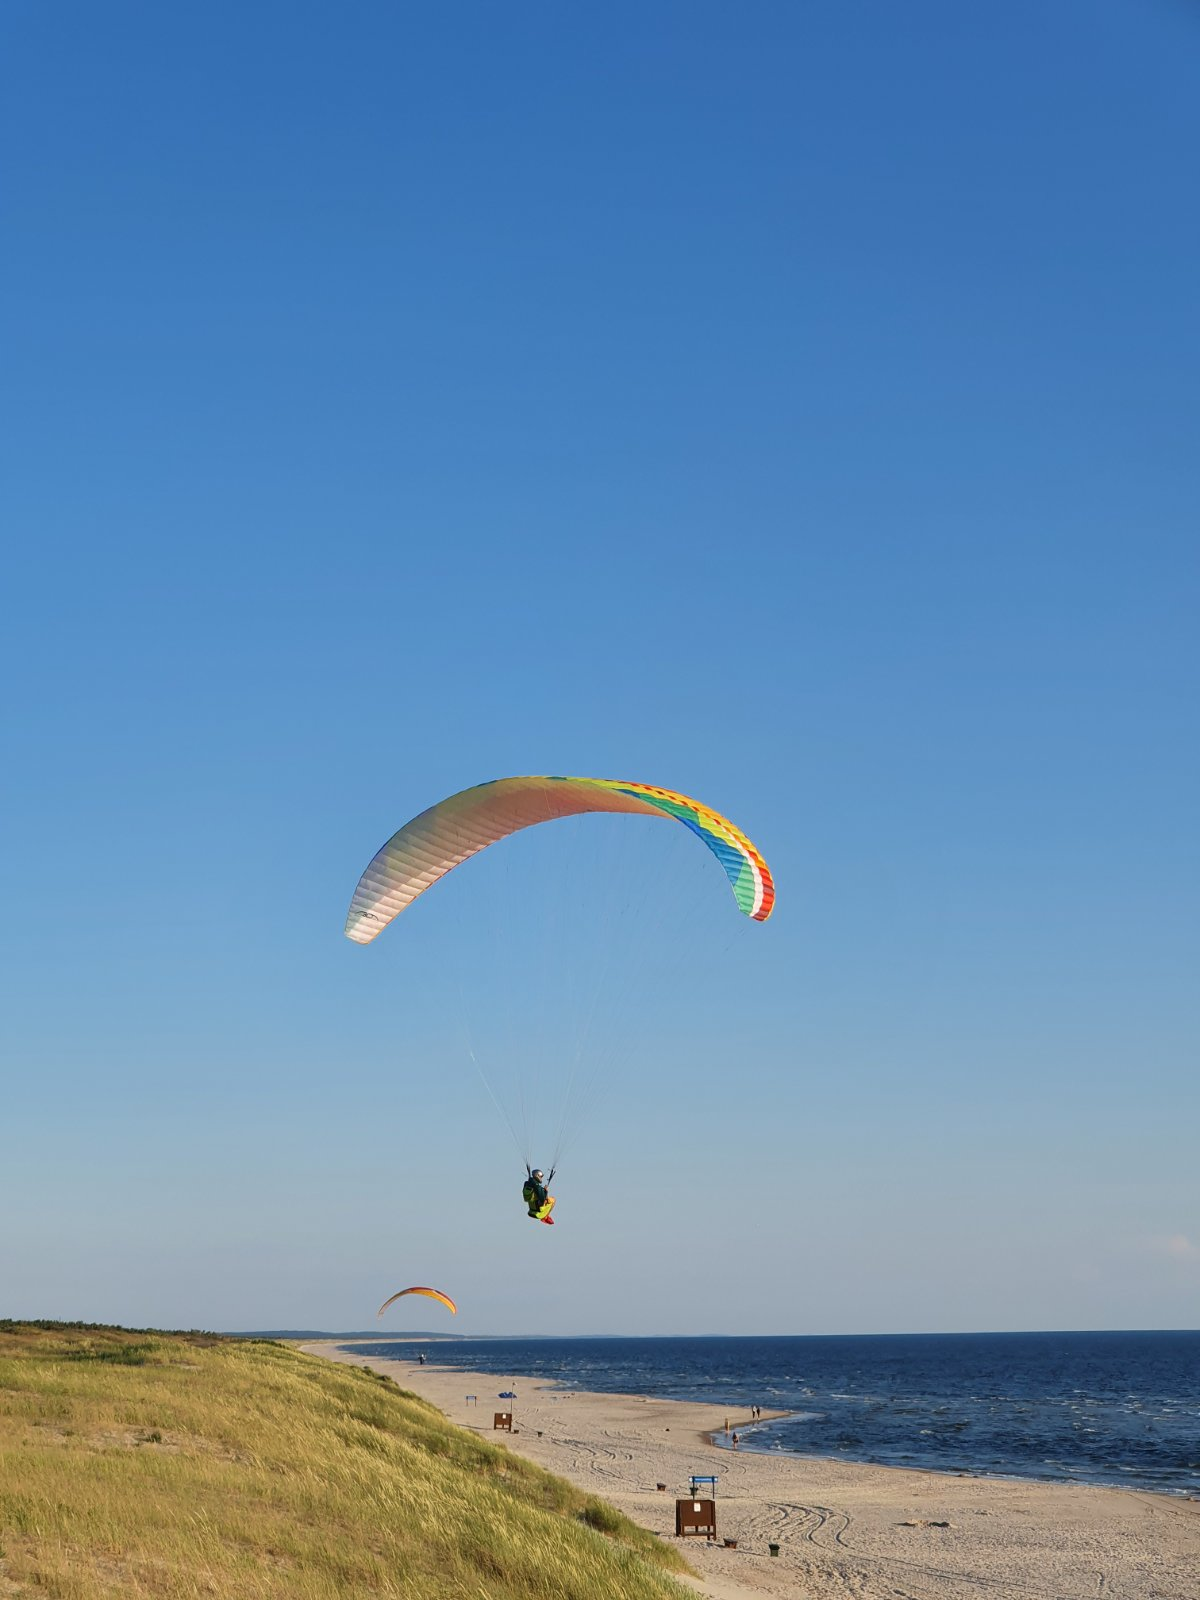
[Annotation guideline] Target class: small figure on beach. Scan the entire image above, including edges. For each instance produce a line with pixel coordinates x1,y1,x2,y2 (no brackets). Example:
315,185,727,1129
731,1432,740,1450
522,1166,556,1225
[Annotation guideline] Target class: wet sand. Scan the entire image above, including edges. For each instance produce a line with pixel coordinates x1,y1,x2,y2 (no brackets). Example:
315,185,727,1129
301,1340,1199,1600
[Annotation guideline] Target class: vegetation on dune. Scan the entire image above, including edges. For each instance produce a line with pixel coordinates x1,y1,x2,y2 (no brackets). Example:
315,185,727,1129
0,1323,691,1599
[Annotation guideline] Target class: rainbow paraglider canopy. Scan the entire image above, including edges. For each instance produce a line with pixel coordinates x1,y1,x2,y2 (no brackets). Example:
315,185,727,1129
344,775,775,944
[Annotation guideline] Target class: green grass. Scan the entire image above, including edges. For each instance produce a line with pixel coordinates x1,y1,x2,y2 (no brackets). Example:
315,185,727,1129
0,1323,692,1599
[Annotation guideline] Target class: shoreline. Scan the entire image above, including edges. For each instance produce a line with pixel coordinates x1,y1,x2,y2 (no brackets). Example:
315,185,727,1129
701,1414,793,1452
301,1339,1199,1600
310,1335,1195,1501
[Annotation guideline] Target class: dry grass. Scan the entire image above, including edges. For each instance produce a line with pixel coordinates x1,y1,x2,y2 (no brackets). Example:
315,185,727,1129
0,1323,691,1599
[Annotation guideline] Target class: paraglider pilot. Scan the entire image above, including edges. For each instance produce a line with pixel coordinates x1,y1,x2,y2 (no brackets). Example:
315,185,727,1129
523,1166,556,1225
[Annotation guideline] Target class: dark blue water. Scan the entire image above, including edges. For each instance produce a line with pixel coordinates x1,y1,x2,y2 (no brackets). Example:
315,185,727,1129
339,1331,1200,1497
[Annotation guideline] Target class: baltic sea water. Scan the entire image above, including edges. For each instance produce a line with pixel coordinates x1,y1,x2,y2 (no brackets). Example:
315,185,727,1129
340,1330,1200,1497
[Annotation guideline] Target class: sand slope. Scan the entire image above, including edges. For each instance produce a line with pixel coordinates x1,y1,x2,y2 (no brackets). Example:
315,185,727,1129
302,1342,1198,1600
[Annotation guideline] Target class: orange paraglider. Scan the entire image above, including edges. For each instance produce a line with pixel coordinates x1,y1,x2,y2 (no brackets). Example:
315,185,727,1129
376,1286,457,1319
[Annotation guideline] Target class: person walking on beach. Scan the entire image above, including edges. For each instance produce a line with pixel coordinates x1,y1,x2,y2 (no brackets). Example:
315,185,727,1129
731,1432,740,1450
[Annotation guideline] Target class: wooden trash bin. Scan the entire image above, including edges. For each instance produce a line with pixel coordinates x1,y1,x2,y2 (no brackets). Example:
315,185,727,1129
675,1498,716,1539
493,1412,513,1431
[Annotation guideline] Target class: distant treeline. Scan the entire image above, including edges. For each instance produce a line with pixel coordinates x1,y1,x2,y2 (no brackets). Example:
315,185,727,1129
0,1318,224,1337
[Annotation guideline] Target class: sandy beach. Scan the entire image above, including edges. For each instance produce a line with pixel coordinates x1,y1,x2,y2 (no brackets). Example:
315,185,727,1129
301,1341,1198,1600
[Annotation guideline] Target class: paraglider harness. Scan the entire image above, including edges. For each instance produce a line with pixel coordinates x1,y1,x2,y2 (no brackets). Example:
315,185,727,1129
523,1164,554,1217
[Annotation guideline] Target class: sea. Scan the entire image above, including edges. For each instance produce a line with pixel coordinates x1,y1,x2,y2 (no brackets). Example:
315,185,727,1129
337,1330,1200,1498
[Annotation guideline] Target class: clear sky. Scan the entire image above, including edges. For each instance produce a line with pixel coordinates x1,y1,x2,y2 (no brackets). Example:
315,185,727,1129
2,1,1197,1337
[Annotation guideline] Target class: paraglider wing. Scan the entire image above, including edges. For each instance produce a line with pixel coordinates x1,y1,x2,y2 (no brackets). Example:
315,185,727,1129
345,775,774,945
376,1286,457,1319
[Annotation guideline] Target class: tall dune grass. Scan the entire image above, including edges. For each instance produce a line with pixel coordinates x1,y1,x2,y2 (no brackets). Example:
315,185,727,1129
0,1323,690,1599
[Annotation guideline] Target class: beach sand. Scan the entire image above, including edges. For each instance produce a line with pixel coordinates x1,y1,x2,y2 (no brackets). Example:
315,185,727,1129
301,1341,1198,1600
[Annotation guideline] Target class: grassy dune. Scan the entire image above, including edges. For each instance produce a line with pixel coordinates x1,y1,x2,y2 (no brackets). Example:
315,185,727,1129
0,1323,691,1599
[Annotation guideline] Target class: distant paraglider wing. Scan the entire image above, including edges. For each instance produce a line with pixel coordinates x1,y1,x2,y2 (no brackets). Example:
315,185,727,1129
376,1286,457,1319
345,775,774,945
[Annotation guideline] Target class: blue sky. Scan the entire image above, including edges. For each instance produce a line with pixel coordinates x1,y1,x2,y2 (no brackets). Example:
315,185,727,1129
2,1,1197,1336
